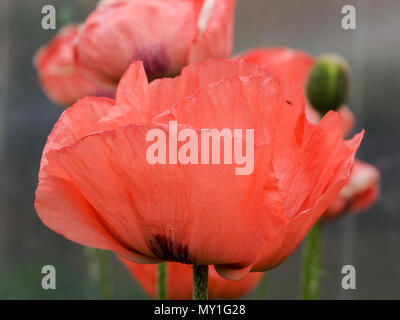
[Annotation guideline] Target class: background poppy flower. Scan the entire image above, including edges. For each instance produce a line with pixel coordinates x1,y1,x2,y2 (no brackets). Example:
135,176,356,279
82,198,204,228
35,58,362,280
323,160,380,221
33,24,111,106
75,0,236,89
120,258,262,299
238,47,355,137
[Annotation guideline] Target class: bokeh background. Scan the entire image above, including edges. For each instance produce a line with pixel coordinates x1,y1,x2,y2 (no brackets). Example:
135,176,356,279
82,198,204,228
0,0,399,299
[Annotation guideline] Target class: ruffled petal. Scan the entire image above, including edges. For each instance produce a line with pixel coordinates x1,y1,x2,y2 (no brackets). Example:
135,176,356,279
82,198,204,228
154,72,304,147
277,112,363,219
102,59,268,126
36,96,157,262
147,59,268,121
35,171,156,263
252,177,346,271
98,61,149,127
253,129,363,271
43,97,115,154
306,104,355,137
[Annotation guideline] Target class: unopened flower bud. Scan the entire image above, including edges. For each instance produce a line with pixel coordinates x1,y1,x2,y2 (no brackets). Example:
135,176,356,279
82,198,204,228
306,54,351,115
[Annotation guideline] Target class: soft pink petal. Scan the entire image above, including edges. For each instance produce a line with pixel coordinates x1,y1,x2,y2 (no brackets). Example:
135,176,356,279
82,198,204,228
188,0,236,64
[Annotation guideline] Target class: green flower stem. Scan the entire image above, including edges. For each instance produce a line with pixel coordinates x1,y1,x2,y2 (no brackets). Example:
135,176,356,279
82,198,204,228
98,249,113,300
193,265,209,300
157,262,168,300
301,222,323,300
84,248,113,300
257,272,268,300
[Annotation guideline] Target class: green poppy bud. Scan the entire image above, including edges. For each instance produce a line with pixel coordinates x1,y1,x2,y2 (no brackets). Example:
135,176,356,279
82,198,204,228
306,54,351,115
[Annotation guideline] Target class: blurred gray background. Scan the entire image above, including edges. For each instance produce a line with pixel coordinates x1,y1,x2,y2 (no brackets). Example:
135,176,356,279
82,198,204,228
0,0,399,299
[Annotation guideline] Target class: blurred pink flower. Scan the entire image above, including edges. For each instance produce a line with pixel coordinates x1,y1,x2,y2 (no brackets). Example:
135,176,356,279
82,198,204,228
33,25,110,106
323,160,380,220
75,0,236,89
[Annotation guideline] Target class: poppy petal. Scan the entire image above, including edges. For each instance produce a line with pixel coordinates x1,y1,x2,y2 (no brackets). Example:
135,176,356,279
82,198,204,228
35,172,156,263
189,0,236,64
253,129,364,271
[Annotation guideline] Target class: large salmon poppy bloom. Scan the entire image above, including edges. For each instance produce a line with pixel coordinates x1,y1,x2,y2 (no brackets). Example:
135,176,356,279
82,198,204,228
120,258,262,299
238,47,355,136
35,58,362,279
33,25,109,106
75,0,235,89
